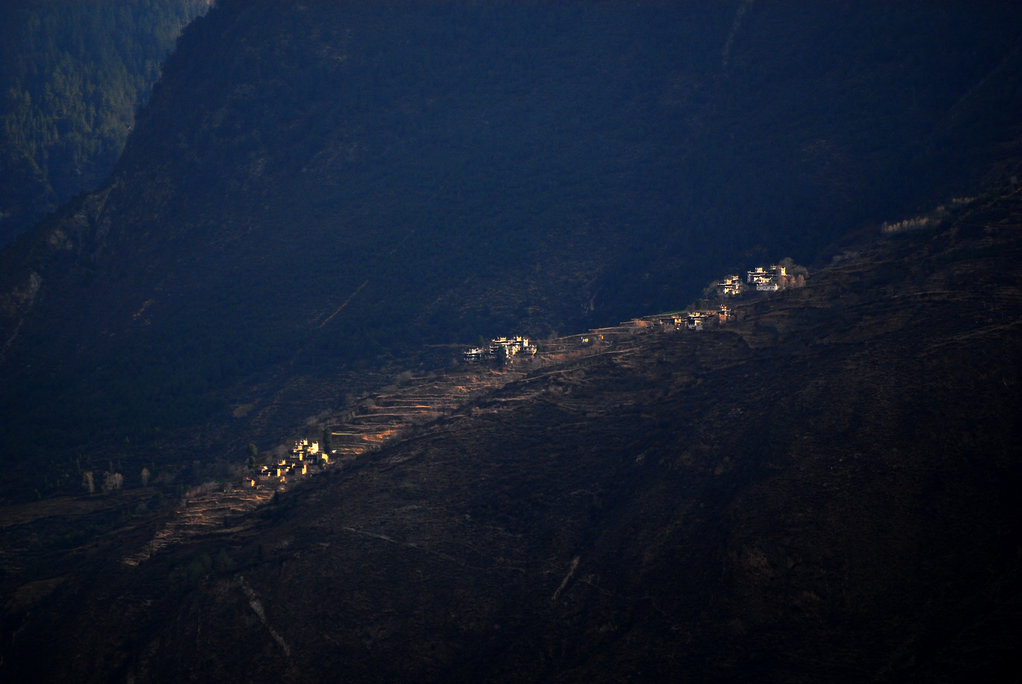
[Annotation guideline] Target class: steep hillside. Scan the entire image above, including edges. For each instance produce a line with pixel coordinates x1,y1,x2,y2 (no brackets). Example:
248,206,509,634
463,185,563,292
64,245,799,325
0,0,212,247
1,0,1021,500
2,182,1019,682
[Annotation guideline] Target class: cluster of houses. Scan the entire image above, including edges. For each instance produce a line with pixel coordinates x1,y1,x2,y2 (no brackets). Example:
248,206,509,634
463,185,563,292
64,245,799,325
716,264,803,296
745,265,787,292
647,262,804,334
657,305,733,331
250,438,329,487
240,263,808,491
458,263,803,362
463,335,537,363
717,274,744,296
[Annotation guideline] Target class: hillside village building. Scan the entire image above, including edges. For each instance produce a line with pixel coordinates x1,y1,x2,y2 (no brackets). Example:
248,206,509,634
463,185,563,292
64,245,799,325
747,265,787,291
663,305,732,332
253,438,328,486
717,274,743,296
291,438,319,458
658,314,687,328
464,335,536,363
492,336,535,359
686,311,712,330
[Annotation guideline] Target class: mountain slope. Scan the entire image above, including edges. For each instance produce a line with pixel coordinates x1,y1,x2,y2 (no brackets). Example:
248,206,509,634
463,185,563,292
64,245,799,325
2,183,1020,682
0,0,212,247
1,0,1021,501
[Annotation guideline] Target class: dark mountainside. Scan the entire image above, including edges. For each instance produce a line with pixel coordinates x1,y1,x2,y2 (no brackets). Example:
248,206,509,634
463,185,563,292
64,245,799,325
2,183,1020,682
0,3,1021,678
2,0,1021,502
0,0,212,248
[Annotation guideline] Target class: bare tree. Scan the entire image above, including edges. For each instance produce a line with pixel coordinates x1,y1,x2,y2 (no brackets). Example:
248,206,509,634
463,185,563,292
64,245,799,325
102,471,124,493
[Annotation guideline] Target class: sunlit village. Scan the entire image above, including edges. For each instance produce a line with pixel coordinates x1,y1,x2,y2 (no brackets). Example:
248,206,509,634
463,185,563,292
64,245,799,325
120,261,803,565
244,262,803,490
249,438,328,487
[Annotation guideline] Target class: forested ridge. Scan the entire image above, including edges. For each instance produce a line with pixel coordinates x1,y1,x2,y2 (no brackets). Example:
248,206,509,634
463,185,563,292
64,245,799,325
0,0,211,247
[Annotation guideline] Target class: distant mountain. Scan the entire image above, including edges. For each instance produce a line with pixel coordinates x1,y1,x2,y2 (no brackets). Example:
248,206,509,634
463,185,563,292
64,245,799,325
1,0,1021,501
2,181,1019,682
0,0,211,247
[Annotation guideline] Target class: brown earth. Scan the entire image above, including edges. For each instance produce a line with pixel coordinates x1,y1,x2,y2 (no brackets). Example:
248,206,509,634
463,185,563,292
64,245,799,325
1,186,1021,682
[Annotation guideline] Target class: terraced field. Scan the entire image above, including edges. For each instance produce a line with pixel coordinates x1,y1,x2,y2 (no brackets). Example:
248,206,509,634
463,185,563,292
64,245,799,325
3,187,1020,682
